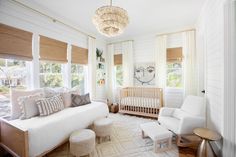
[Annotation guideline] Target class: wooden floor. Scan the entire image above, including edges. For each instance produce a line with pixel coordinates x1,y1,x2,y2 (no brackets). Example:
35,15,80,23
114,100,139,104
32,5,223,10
179,146,198,157
1,145,198,157
1,148,198,157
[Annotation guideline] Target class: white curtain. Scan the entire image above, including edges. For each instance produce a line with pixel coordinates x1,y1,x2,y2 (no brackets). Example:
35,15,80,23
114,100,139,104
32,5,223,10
155,35,167,88
122,41,134,87
107,44,115,102
88,37,96,99
183,31,197,97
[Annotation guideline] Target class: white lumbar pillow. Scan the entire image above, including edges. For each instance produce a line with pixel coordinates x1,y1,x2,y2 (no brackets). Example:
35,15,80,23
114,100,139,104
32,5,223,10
10,89,44,119
18,93,44,120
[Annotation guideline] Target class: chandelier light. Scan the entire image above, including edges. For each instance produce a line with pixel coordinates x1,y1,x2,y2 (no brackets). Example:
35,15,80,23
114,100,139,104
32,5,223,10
93,0,129,37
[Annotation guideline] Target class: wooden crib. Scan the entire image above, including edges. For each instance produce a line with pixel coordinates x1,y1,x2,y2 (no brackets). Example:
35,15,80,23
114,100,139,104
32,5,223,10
119,87,163,118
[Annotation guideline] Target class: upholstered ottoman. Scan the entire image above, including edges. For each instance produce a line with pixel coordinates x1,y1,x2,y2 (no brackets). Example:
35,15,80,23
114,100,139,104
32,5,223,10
94,118,113,143
69,129,95,157
140,122,173,152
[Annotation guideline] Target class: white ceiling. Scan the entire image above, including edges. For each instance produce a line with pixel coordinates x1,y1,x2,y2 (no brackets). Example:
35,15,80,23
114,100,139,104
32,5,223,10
22,0,206,41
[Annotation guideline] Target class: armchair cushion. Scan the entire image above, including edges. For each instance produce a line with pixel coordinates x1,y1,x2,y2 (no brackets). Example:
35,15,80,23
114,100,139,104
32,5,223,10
178,116,205,134
159,107,175,117
181,95,205,117
172,109,191,120
158,116,180,133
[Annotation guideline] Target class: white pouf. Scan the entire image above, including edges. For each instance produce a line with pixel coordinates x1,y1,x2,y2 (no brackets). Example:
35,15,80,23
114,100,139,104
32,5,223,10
69,129,95,157
94,118,113,143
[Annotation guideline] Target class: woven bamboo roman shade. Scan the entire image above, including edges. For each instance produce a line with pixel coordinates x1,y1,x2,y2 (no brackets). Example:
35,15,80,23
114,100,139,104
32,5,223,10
0,24,33,60
71,45,88,64
40,35,67,62
167,47,183,62
114,54,122,65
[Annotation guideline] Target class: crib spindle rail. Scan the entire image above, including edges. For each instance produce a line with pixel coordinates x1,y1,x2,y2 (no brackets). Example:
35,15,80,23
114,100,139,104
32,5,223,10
119,87,163,118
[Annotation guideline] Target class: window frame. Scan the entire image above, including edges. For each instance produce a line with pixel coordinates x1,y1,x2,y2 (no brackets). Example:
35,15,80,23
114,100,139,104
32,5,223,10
166,61,183,89
114,64,123,87
39,61,64,88
71,63,86,94
0,58,31,99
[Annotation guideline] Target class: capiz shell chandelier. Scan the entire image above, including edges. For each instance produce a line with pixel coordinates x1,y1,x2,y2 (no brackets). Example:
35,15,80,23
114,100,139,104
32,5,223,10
93,0,129,37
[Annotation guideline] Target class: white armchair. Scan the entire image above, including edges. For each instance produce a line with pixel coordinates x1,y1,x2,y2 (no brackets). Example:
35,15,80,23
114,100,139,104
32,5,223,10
158,95,206,146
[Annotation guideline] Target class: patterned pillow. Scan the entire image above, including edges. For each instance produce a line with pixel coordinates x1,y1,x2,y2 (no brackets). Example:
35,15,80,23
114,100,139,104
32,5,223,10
18,93,44,120
71,93,91,107
36,94,64,116
61,89,80,108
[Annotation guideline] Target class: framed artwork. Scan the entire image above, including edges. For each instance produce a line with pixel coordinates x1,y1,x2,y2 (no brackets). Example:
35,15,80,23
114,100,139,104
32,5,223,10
134,63,155,86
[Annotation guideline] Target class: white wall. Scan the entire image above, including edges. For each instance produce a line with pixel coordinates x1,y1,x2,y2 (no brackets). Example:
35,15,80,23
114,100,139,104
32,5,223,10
133,35,156,63
0,0,107,99
196,0,226,135
196,0,227,154
112,33,184,107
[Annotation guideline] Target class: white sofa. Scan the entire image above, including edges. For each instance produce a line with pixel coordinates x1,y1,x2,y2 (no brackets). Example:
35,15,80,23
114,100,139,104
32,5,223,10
1,98,109,157
158,95,205,146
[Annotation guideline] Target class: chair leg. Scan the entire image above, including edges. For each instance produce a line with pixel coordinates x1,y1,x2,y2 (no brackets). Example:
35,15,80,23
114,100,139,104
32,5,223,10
97,137,101,144
168,137,172,149
142,130,145,138
88,152,93,157
153,140,158,153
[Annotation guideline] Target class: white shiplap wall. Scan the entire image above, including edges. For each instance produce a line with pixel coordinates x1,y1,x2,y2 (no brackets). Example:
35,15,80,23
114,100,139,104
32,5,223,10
196,0,226,135
133,35,156,63
113,33,184,107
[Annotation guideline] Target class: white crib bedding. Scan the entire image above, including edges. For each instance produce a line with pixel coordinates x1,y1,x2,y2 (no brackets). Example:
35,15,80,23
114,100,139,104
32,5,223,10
120,97,160,108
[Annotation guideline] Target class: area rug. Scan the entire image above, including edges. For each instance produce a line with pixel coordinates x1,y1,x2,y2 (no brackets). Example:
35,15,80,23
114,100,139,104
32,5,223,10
46,113,179,157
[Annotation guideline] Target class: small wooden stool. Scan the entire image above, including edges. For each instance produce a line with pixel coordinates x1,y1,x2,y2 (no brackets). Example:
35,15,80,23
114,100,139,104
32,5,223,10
194,128,221,157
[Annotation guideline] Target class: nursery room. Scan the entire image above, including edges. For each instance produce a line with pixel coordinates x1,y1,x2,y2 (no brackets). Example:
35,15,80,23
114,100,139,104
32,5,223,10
0,0,235,157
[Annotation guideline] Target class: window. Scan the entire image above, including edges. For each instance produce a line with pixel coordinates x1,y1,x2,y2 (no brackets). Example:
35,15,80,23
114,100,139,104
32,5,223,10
71,64,85,94
0,58,29,103
166,62,183,88
39,62,63,87
115,65,123,86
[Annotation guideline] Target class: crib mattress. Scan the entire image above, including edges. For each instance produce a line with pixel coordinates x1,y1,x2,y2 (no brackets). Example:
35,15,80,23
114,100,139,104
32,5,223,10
120,97,160,108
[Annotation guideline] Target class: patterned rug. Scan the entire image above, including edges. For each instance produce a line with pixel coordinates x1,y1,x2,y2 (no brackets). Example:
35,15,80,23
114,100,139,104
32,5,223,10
46,113,179,157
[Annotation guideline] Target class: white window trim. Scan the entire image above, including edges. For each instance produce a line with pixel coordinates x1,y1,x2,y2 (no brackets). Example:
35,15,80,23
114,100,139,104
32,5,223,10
64,44,71,88
166,62,183,89
31,33,40,89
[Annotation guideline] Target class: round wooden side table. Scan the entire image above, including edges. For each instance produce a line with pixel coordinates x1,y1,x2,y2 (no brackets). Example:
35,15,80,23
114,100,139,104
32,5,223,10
194,128,221,157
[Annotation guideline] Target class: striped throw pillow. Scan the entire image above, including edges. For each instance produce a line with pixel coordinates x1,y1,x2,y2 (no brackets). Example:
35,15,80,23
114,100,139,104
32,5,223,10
36,94,64,116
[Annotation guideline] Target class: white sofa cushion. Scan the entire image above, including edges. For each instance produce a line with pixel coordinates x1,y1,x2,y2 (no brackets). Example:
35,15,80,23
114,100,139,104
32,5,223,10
9,101,109,157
